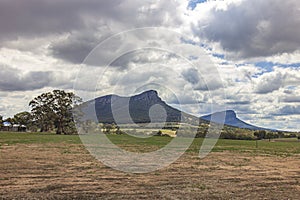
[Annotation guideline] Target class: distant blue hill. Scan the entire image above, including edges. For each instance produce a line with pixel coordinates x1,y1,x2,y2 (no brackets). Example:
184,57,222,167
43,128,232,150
201,110,273,131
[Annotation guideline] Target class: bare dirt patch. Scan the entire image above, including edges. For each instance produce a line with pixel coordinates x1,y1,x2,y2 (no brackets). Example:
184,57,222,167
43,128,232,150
0,143,299,199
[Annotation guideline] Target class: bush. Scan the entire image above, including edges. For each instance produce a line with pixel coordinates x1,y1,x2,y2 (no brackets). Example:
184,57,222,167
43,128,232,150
220,131,255,140
254,130,266,140
116,128,125,135
154,131,162,136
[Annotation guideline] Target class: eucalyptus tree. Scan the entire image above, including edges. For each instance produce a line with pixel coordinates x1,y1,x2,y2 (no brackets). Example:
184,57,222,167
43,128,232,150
29,90,81,134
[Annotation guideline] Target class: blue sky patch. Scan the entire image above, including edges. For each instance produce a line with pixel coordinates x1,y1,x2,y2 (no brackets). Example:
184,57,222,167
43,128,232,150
188,0,208,10
255,61,274,72
286,86,297,90
212,53,225,59
255,61,300,72
277,63,300,68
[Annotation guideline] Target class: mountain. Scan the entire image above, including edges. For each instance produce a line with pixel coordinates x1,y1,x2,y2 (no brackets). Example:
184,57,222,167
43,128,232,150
93,90,200,125
81,90,271,131
201,110,269,130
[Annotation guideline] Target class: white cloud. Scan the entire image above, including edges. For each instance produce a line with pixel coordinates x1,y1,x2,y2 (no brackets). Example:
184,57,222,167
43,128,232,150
191,0,300,60
254,67,300,94
0,0,299,131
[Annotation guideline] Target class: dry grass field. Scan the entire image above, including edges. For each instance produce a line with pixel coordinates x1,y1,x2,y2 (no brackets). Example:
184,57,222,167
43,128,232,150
0,132,300,199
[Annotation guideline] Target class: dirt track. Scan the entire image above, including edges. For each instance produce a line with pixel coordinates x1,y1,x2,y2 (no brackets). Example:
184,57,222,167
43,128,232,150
1,143,299,199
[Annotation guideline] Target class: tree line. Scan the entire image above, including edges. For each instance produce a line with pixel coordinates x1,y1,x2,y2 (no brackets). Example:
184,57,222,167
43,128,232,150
1,90,299,139
0,90,81,135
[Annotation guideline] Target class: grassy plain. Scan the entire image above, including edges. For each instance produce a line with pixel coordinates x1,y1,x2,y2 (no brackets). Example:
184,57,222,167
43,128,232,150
0,132,299,199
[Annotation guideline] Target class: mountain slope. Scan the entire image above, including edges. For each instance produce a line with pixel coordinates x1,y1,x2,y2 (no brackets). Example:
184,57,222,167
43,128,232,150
201,110,268,130
81,90,271,131
93,90,200,125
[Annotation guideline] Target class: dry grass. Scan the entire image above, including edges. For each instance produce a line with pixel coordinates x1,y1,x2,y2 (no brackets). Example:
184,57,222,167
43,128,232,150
0,138,300,199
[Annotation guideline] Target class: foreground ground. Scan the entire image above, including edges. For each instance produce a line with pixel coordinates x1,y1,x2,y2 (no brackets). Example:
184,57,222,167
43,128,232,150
0,132,300,199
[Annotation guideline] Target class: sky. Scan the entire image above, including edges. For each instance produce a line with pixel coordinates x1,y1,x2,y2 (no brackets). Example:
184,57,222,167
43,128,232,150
0,0,299,131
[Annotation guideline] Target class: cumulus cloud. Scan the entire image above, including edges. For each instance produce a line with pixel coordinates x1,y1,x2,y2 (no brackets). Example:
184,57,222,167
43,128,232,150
51,27,112,64
0,0,299,131
226,100,250,105
0,64,74,91
110,49,178,69
0,0,90,41
182,68,200,85
192,0,300,59
181,66,224,91
253,67,300,94
254,71,283,94
280,96,300,103
0,64,52,91
0,0,186,63
276,105,300,116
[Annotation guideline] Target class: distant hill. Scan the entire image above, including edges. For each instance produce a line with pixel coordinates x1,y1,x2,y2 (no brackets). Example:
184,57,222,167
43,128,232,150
201,110,271,131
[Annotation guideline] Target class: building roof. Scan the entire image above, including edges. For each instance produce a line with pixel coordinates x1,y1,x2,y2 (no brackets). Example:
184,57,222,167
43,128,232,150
3,121,12,127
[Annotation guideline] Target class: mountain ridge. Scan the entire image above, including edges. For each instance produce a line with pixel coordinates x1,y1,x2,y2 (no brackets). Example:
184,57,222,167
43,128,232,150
89,90,273,131
94,90,200,125
200,110,271,131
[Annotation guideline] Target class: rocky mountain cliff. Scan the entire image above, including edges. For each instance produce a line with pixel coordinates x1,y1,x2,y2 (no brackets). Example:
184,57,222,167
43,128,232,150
201,110,268,130
94,90,199,124
83,90,271,130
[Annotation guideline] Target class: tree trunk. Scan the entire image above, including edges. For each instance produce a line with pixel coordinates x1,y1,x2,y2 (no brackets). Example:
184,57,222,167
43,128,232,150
56,121,62,134
56,127,62,134
56,118,64,134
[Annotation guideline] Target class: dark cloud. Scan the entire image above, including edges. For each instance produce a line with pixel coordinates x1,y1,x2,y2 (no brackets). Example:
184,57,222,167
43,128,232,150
193,0,300,58
181,68,223,91
275,105,300,115
0,64,73,91
254,67,300,94
0,0,79,40
0,64,52,91
283,89,294,95
0,0,183,64
181,68,200,85
50,28,111,64
280,96,300,103
226,101,251,105
255,72,283,94
194,78,223,91
110,49,177,69
0,0,122,42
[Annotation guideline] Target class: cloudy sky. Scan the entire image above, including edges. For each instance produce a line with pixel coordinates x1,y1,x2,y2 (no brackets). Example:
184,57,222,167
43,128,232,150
0,0,299,131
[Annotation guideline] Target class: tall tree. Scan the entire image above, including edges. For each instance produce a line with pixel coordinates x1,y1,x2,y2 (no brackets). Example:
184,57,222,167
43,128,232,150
51,90,79,134
29,90,81,134
14,111,32,126
29,92,55,132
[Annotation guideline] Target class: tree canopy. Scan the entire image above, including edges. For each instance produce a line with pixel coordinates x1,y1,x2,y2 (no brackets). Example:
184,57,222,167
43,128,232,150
29,90,81,134
14,111,32,126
